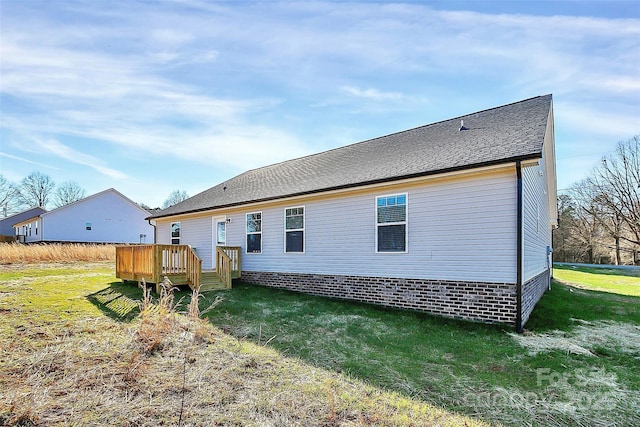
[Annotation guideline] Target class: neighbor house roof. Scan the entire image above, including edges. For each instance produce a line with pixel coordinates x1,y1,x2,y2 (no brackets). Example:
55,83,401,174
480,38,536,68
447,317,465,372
1,207,47,235
39,188,150,218
151,94,553,219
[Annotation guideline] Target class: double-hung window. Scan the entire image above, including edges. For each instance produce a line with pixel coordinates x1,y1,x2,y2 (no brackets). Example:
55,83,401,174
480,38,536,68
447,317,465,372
171,222,181,244
246,212,262,253
376,194,407,253
285,207,304,253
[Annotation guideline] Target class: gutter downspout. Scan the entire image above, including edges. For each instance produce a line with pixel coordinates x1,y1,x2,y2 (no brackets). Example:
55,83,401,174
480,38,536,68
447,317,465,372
515,160,524,333
147,219,156,244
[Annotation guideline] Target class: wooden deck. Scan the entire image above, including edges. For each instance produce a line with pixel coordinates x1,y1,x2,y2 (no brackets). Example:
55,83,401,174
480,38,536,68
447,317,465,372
116,244,241,293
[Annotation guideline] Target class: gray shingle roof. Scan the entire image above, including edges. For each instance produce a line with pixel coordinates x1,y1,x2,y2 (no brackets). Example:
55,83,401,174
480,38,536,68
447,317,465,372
151,94,552,219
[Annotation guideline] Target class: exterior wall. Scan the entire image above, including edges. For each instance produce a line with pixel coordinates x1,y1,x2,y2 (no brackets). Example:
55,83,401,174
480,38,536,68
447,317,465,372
522,158,552,283
242,271,517,324
1,207,46,237
157,168,518,284
521,270,549,325
41,190,154,243
15,218,42,243
519,107,556,327
156,216,215,269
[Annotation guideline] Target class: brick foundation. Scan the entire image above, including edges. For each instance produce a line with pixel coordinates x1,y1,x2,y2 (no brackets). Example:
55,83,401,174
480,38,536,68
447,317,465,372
521,270,549,326
241,271,518,324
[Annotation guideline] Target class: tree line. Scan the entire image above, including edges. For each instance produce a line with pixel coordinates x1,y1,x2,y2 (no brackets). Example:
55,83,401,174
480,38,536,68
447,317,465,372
553,135,640,265
0,171,86,215
0,171,190,217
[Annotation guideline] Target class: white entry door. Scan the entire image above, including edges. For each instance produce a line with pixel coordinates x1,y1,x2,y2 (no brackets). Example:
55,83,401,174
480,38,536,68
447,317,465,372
212,216,227,269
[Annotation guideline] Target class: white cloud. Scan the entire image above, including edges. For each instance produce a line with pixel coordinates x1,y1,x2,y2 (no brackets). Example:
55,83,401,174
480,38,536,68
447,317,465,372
33,139,130,180
151,29,194,46
557,101,640,140
0,152,59,170
342,86,404,101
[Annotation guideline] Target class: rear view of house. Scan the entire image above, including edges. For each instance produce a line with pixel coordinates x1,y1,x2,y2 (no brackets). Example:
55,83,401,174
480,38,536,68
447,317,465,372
14,188,155,244
148,95,558,330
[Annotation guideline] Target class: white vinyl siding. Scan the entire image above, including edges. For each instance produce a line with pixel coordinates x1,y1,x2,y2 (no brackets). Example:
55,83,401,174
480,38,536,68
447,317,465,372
157,216,214,268
14,218,41,243
34,189,154,243
238,170,517,283
522,146,553,282
157,169,518,283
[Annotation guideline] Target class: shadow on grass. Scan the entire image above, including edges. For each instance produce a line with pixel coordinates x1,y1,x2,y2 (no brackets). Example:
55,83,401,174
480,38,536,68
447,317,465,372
87,281,196,322
86,281,144,322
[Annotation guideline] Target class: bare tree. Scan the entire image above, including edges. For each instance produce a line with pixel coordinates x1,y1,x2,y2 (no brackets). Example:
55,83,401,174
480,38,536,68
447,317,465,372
569,180,608,264
553,194,580,262
53,181,87,208
163,190,189,209
19,171,55,208
0,174,25,217
589,135,640,248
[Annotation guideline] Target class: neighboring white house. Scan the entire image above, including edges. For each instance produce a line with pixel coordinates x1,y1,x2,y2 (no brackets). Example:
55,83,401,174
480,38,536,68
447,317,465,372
149,95,557,330
0,207,47,240
14,188,155,244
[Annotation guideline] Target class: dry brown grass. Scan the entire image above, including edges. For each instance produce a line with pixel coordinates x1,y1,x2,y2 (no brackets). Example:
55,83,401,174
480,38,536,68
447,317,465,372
0,242,116,264
0,263,487,427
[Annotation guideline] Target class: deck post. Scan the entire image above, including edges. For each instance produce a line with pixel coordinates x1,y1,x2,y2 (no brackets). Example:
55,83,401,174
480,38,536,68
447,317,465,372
154,245,162,284
130,247,134,280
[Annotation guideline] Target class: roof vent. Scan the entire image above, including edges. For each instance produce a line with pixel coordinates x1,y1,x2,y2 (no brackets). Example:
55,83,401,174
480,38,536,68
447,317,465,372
459,120,467,131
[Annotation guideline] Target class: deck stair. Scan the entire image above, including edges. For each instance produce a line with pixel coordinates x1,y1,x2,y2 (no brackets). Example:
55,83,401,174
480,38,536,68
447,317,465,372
199,270,228,291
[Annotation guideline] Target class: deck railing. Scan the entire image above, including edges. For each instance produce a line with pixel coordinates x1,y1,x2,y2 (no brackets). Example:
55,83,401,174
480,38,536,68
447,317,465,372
116,244,202,291
218,246,242,279
216,247,232,289
116,245,155,279
116,244,240,291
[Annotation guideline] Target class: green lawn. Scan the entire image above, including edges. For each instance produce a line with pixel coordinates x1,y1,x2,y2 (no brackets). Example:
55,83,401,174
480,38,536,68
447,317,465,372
553,263,640,296
3,262,638,426
196,268,640,427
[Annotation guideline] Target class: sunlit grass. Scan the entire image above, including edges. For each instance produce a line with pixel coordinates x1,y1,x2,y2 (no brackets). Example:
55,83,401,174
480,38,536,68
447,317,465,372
553,264,640,296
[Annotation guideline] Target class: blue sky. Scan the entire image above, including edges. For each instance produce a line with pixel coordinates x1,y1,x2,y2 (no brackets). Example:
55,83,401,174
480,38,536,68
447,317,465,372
1,0,639,208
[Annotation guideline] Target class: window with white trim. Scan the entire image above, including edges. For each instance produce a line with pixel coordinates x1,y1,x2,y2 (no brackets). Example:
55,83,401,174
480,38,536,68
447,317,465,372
246,212,262,253
285,207,304,253
171,222,181,244
376,194,407,253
